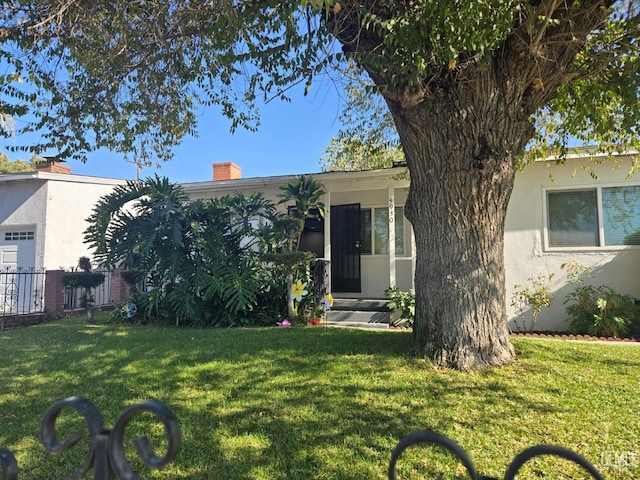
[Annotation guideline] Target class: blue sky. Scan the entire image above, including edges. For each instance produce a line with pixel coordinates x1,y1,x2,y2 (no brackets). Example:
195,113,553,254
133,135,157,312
4,82,344,183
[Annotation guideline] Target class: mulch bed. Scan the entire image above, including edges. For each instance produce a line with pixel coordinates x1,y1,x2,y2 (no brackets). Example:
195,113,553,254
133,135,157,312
389,326,640,343
510,331,640,342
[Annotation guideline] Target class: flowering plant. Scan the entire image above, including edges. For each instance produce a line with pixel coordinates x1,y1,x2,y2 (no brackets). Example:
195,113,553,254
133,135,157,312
289,274,334,326
289,279,310,322
290,280,308,302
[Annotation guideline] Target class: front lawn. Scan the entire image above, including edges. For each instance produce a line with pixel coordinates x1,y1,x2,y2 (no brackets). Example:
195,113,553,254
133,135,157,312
0,314,638,479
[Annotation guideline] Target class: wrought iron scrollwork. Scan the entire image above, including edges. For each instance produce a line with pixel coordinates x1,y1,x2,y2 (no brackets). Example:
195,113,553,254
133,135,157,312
0,396,183,479
504,443,603,479
0,276,17,316
388,430,605,480
0,402,608,479
388,431,480,480
0,448,18,480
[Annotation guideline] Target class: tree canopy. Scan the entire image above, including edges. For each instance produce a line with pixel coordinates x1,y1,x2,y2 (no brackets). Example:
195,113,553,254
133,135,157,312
320,70,404,171
0,2,638,161
0,152,34,173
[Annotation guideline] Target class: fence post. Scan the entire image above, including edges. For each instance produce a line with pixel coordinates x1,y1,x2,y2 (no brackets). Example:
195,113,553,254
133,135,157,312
109,269,130,304
44,270,65,319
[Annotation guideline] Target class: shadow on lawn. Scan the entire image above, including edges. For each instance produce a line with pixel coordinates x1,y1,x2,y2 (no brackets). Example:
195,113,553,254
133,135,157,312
2,318,635,478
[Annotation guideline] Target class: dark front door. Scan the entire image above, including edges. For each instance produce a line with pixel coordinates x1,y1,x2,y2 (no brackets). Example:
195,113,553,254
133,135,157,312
331,203,361,292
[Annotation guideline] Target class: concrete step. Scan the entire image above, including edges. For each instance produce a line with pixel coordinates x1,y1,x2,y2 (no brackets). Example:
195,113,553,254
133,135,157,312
326,307,390,329
331,298,389,312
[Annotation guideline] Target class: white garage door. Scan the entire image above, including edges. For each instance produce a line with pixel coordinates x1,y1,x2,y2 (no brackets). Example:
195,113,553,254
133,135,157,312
0,229,37,314
0,229,36,270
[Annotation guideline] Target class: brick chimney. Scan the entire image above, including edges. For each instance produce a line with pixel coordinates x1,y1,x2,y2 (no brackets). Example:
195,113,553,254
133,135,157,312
36,160,72,174
213,162,241,181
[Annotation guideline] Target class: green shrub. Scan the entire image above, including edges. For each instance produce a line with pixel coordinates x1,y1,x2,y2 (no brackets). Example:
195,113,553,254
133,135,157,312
564,285,639,337
563,262,640,337
62,258,106,323
385,286,415,328
85,177,288,327
510,273,554,332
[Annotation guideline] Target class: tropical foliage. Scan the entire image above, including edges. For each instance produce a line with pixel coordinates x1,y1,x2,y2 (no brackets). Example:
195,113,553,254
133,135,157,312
563,262,640,338
385,286,415,328
274,175,325,321
85,176,285,326
85,175,330,327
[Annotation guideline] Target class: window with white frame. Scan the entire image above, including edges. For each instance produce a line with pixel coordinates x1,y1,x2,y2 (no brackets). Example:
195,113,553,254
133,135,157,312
359,206,406,255
546,185,640,248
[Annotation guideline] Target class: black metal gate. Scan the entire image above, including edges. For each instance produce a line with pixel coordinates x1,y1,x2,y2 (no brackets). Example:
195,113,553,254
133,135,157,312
330,203,361,293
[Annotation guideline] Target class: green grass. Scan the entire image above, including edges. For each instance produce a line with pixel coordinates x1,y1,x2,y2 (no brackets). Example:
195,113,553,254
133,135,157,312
1,314,639,479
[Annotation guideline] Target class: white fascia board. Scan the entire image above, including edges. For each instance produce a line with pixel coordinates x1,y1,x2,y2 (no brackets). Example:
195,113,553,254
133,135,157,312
180,166,410,196
0,171,126,186
534,146,639,163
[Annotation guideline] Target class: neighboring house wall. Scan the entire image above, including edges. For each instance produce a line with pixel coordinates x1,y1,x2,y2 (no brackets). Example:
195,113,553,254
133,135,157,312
0,172,124,271
40,178,122,269
505,153,640,331
0,178,47,270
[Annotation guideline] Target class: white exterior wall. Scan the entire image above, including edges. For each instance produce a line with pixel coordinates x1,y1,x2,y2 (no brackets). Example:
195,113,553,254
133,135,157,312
42,179,124,269
505,155,640,331
0,172,124,270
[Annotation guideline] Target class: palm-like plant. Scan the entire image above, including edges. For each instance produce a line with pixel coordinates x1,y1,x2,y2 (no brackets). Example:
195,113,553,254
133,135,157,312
275,175,326,321
85,175,188,270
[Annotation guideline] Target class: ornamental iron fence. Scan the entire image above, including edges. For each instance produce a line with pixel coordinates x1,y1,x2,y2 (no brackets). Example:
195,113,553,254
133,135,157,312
0,268,45,317
0,397,605,479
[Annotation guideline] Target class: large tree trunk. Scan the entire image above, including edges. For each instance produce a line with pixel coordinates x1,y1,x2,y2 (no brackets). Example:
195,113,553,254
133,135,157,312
386,68,534,370
329,0,612,370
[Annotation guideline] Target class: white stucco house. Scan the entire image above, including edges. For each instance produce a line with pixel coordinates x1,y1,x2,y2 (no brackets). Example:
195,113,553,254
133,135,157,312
185,164,416,298
2,151,639,331
0,162,125,272
505,149,640,331
185,152,640,332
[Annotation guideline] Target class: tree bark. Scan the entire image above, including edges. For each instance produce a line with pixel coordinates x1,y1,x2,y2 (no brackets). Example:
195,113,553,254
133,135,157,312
385,66,534,370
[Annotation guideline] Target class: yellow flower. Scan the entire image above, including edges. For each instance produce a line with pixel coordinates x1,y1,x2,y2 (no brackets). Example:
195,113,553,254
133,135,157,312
290,280,308,302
